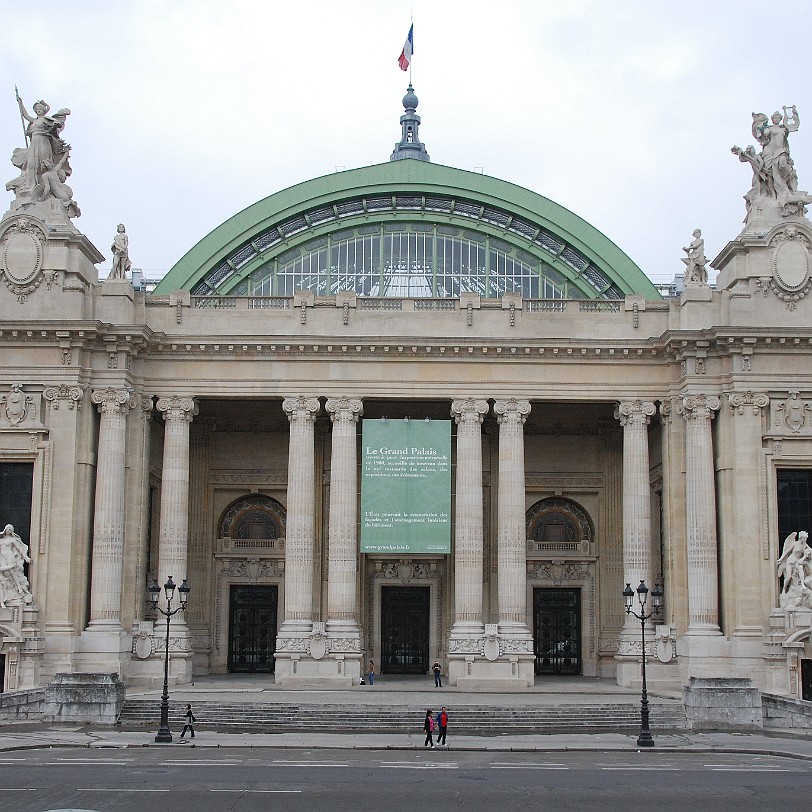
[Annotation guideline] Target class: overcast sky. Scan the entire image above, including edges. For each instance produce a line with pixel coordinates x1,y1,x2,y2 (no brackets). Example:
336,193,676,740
3,0,812,287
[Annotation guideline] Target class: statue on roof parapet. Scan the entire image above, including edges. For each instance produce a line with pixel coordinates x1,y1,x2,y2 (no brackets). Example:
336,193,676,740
732,105,811,229
5,88,80,219
681,228,708,287
109,224,132,280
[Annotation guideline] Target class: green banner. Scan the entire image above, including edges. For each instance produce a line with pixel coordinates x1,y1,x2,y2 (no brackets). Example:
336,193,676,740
360,419,451,554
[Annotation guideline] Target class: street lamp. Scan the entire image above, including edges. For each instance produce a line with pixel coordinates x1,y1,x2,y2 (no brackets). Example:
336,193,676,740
147,575,191,743
623,579,663,748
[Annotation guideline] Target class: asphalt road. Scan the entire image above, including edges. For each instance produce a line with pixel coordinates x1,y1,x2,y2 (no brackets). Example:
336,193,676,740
2,748,810,811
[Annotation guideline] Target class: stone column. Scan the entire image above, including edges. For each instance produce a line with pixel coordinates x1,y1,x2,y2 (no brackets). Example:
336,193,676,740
279,396,320,637
86,387,136,629
615,399,657,637
493,399,532,639
677,394,722,635
450,398,488,639
325,396,363,636
155,396,198,618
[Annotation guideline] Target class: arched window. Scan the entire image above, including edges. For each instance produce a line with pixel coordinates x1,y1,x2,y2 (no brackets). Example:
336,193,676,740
526,497,594,554
219,495,286,540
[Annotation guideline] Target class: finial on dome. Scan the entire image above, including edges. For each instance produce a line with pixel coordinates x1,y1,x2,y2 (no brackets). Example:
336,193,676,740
391,84,430,162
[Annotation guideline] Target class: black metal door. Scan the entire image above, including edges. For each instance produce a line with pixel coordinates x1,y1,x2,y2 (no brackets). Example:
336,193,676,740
533,588,581,675
228,585,277,673
381,586,430,674
0,464,34,576
802,659,812,701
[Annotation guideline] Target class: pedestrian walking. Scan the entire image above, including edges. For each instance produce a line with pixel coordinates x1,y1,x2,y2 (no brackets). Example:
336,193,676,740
179,703,196,741
433,659,442,687
423,708,435,748
368,660,375,685
436,706,448,746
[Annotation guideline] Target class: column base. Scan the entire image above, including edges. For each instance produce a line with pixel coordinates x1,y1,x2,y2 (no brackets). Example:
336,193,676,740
75,623,131,677
274,621,362,687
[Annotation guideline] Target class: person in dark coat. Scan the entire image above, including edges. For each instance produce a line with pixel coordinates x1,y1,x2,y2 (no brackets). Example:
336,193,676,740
179,703,196,741
423,708,435,748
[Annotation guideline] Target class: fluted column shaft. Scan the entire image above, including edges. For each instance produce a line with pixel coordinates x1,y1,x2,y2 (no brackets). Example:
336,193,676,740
678,394,722,634
281,396,320,634
451,398,488,634
156,396,197,615
616,400,656,635
326,397,362,630
87,388,135,626
494,399,531,634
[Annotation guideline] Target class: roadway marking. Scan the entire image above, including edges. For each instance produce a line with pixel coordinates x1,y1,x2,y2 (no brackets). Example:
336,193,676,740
490,765,569,770
272,760,350,767
380,762,458,770
46,761,131,766
79,788,171,792
0,788,37,791
601,767,680,771
211,789,303,793
709,768,790,772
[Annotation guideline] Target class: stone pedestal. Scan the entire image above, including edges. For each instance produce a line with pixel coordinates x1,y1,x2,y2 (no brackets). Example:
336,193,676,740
683,676,763,731
43,672,125,725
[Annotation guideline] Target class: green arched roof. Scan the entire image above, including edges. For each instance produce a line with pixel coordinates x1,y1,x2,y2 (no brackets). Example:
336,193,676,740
155,160,660,300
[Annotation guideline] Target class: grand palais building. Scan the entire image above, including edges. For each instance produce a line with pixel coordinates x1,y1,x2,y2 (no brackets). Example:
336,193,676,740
1,86,812,700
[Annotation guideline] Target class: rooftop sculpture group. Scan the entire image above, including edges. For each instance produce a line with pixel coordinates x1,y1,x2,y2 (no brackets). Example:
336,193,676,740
732,106,811,225
6,89,80,218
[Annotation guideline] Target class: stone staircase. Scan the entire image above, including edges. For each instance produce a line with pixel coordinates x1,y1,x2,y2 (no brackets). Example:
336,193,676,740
118,699,688,733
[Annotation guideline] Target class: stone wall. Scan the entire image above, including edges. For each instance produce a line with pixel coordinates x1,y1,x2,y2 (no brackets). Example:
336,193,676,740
762,692,812,730
0,688,45,720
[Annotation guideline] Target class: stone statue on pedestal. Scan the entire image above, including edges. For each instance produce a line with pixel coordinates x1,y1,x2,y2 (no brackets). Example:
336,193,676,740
109,224,132,280
0,524,33,609
732,106,812,226
777,530,812,609
6,90,80,218
681,228,708,286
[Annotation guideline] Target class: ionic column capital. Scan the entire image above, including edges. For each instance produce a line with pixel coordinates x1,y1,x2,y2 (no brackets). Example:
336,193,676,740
451,398,489,424
156,395,198,422
614,399,656,427
677,393,721,422
283,396,320,423
325,397,363,423
91,387,136,416
493,399,531,425
728,391,769,416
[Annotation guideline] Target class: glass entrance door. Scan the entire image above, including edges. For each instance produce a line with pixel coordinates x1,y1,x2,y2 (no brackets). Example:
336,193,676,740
533,587,581,675
381,586,430,674
228,585,278,673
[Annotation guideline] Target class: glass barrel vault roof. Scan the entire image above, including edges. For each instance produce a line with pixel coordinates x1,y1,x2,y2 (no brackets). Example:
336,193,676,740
154,160,661,301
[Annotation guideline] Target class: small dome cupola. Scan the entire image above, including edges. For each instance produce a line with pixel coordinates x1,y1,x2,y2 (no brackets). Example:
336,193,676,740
390,84,430,162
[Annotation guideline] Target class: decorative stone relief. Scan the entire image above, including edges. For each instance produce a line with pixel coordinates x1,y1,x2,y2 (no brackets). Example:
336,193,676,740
43,383,83,410
756,226,812,308
777,530,812,610
0,383,39,427
728,391,769,416
0,218,58,302
374,560,438,581
773,392,812,435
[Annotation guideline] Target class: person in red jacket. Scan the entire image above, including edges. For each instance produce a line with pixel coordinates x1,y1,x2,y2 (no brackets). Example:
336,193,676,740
436,706,448,746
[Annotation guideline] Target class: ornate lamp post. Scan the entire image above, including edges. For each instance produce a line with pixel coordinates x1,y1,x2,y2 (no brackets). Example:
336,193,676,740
623,579,663,748
148,576,191,743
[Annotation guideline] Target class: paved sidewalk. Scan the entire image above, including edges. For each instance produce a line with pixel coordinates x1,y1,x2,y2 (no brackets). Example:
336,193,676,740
0,723,810,761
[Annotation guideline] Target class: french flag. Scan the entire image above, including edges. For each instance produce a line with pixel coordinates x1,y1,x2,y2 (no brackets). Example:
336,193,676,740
398,24,413,71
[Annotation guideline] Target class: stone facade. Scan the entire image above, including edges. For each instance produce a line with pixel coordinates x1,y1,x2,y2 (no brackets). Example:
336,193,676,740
2,99,812,698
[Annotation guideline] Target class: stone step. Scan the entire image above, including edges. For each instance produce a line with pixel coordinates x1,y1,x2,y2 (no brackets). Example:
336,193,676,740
118,700,688,732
